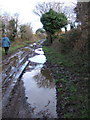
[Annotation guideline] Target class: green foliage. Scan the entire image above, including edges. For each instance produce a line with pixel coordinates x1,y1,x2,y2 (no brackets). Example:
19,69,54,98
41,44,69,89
35,28,46,39
43,45,87,73
58,88,63,92
54,79,59,83
64,113,74,118
60,78,67,83
40,9,68,44
36,28,45,34
43,46,75,67
40,9,68,34
69,85,77,92
54,78,67,84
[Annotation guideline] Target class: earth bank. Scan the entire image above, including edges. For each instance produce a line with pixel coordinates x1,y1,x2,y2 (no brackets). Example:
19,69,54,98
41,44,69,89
43,46,88,118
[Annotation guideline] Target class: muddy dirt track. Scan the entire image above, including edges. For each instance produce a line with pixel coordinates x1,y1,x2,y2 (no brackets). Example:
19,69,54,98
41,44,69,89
2,39,58,119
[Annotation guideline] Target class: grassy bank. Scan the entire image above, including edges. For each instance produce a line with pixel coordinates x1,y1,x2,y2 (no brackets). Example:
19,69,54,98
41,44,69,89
43,46,87,73
43,46,88,118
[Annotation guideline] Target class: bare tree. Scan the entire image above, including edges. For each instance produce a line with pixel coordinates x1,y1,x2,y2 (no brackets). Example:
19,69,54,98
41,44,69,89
13,13,19,36
20,23,33,41
0,12,10,34
0,12,20,41
33,2,64,17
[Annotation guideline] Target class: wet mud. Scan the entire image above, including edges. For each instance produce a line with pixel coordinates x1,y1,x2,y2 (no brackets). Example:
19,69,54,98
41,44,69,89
2,40,58,119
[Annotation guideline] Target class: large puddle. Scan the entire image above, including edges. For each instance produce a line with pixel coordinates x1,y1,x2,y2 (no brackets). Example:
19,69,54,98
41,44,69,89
22,48,57,118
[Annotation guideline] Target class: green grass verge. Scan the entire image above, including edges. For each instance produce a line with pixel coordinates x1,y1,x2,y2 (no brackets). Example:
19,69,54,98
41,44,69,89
43,46,87,73
43,46,73,66
43,45,88,118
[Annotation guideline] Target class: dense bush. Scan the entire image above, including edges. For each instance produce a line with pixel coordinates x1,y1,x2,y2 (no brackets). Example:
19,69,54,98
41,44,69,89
58,29,81,53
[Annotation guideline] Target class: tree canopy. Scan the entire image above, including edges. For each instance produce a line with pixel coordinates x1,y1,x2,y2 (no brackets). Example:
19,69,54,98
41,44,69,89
40,9,68,34
40,9,68,44
36,28,45,34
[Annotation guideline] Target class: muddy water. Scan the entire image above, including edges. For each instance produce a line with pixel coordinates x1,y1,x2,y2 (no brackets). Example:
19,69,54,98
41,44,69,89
22,48,57,118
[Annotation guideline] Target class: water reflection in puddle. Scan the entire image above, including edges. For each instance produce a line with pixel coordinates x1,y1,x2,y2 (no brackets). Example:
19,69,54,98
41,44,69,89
22,48,57,118
29,55,46,64
35,48,44,55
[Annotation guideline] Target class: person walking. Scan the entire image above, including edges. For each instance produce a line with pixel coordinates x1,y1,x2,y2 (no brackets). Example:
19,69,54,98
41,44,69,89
2,33,10,55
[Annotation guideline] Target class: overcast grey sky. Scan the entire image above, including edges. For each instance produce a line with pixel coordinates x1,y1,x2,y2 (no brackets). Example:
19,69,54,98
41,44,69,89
0,0,77,32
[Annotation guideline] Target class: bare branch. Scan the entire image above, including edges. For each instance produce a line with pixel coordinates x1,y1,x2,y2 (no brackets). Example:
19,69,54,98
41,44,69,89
33,2,63,17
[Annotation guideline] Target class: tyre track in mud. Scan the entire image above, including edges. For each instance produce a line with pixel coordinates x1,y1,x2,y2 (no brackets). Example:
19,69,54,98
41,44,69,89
2,40,45,118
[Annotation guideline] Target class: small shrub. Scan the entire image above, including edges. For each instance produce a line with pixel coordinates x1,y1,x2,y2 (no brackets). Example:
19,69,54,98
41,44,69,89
54,79,60,83
60,78,67,83
58,88,63,92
